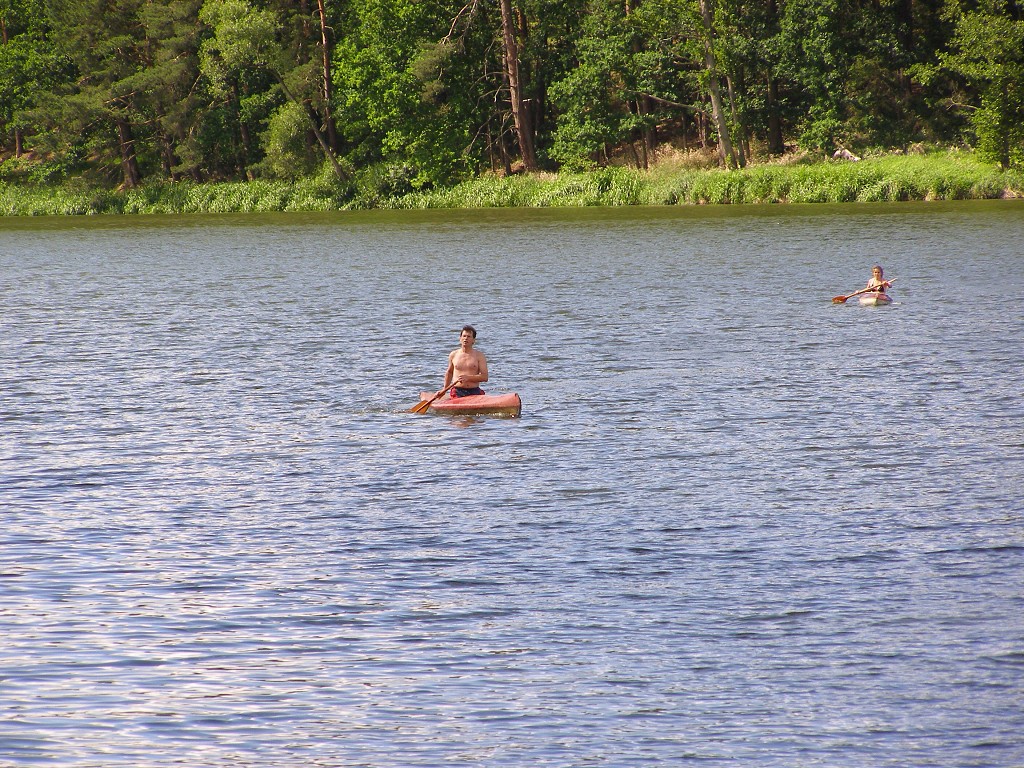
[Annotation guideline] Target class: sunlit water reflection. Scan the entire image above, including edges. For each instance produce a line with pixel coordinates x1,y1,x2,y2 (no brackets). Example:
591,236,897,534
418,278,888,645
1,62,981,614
2,202,1022,767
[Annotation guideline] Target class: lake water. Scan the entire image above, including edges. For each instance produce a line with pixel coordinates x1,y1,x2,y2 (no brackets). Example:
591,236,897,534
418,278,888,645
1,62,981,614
1,201,1022,767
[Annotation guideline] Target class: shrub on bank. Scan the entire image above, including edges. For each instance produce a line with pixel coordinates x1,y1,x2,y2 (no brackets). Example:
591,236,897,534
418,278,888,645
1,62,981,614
392,152,1021,208
0,151,1020,215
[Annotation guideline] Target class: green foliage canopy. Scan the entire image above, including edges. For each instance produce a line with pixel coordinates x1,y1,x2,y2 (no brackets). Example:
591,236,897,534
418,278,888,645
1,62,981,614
2,0,1022,191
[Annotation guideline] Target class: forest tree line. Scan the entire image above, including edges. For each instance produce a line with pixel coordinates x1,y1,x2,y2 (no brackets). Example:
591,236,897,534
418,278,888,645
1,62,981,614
1,0,1022,195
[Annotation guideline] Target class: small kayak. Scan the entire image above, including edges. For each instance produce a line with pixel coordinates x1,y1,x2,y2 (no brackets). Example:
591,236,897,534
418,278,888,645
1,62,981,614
418,391,522,417
859,293,893,306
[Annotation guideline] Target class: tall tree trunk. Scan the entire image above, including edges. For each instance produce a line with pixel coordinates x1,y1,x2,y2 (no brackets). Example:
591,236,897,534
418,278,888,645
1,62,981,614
499,0,536,171
3,18,13,155
160,131,180,180
315,0,340,153
766,75,784,154
626,141,642,169
275,73,348,180
894,0,914,104
233,80,254,179
998,80,1010,171
116,119,142,188
499,125,513,175
486,118,496,172
625,1,655,164
641,95,656,164
763,0,785,154
698,0,737,168
725,76,747,167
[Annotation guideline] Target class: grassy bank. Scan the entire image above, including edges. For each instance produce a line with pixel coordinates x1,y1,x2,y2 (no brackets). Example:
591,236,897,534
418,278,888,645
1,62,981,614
1,152,1021,216
397,152,1022,208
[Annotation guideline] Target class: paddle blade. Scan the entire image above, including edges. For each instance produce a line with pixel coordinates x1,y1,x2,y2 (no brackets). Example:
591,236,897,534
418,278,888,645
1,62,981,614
410,399,431,414
832,295,848,304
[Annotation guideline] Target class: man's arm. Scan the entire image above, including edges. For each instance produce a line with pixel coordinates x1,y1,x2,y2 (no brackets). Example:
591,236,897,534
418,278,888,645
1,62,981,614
467,352,488,386
438,353,459,395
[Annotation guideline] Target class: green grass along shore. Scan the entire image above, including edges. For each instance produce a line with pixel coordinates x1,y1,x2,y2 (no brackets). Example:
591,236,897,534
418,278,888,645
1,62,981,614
1,152,1021,216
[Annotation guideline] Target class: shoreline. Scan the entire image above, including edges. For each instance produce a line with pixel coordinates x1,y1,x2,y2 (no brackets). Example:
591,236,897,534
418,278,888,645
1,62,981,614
1,153,1021,216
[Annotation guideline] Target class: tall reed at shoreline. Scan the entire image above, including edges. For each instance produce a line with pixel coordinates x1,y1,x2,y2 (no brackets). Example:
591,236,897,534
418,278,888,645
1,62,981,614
398,154,1019,208
1,153,1020,216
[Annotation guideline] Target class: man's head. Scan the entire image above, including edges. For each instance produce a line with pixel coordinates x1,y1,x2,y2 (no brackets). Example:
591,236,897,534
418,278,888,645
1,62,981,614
461,325,477,339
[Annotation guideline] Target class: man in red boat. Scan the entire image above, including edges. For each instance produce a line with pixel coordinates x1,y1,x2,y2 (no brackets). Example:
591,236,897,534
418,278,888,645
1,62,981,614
435,325,488,398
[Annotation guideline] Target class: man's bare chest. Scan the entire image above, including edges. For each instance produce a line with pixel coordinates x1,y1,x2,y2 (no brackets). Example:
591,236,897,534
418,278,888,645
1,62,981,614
452,351,482,371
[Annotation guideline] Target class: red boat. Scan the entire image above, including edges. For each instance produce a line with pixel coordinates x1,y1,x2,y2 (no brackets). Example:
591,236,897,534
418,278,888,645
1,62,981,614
417,391,522,417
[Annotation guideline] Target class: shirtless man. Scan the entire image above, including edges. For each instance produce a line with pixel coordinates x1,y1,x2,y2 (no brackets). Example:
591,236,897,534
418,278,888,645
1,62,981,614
436,325,488,398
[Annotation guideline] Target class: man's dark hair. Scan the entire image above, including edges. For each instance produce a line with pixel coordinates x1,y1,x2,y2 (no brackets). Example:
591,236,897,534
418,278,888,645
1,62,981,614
462,325,477,338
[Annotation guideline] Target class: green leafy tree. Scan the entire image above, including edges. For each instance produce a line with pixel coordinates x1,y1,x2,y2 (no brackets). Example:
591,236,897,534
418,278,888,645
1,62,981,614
775,0,856,152
0,0,71,161
635,0,741,167
29,0,163,187
200,0,347,179
548,1,642,170
9,0,265,184
694,0,738,166
1,0,1019,188
123,0,209,180
331,0,476,187
772,0,962,154
419,0,598,176
933,0,1024,168
331,0,587,184
710,0,787,155
433,0,535,174
548,0,700,170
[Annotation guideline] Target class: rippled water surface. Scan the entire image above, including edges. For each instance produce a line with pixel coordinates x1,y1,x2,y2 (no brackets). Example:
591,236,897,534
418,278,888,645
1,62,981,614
2,202,1023,767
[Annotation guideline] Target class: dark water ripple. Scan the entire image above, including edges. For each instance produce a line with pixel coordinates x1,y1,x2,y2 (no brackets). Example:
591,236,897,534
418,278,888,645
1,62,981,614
2,203,1023,767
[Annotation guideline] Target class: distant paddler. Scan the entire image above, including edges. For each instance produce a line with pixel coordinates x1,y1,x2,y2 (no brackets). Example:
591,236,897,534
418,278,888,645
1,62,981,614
833,265,894,303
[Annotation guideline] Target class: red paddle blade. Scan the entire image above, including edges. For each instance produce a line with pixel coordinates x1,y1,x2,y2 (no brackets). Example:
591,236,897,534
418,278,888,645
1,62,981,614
832,295,848,304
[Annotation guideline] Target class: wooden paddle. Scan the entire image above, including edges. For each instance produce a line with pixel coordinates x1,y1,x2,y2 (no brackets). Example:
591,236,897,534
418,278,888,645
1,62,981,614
833,277,895,303
410,378,461,414
410,390,446,414
832,288,868,303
